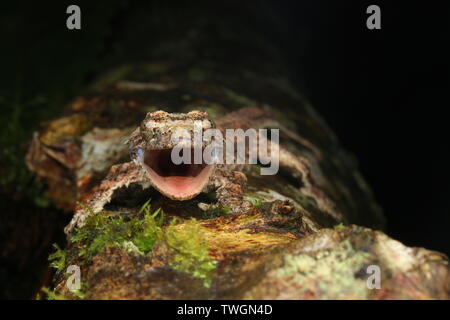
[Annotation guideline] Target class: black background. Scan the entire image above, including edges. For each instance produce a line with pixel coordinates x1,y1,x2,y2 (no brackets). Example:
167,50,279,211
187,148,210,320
291,1,449,255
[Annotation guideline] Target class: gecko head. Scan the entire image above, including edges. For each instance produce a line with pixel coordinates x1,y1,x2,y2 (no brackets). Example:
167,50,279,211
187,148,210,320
133,110,215,200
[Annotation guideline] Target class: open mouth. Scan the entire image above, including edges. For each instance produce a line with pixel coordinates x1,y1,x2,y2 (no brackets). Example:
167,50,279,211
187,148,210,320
142,148,213,200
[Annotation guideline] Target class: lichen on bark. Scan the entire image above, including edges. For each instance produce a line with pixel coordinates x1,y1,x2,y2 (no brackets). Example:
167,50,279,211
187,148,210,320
27,3,449,299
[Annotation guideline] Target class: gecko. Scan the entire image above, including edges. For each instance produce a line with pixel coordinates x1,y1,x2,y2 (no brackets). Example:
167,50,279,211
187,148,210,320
65,107,340,234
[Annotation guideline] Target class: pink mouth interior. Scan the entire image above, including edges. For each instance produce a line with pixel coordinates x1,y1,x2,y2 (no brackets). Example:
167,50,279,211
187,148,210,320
143,149,212,200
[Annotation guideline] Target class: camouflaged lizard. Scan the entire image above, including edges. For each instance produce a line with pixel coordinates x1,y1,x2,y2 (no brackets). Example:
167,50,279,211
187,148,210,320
65,107,340,234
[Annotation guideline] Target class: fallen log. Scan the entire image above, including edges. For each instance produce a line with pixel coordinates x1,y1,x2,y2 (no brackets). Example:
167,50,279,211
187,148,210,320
26,2,449,299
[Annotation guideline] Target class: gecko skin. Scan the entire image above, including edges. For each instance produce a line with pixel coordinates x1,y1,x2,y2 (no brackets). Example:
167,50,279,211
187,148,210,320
65,107,340,234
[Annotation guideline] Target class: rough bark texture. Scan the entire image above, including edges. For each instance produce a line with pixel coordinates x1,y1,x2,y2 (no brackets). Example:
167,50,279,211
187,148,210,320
26,3,449,299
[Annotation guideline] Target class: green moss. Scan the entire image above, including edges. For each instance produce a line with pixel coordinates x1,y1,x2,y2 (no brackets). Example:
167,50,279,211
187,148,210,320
132,204,164,253
243,195,263,208
48,244,67,272
69,200,164,261
70,289,86,300
334,223,346,231
38,287,67,300
50,202,217,290
164,219,217,287
37,286,86,300
201,205,231,219
48,199,165,290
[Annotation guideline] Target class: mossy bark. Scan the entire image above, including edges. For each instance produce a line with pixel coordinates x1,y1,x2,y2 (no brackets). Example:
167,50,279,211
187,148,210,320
27,2,449,299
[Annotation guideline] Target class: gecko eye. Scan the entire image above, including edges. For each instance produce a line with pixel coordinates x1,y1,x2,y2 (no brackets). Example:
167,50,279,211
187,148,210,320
140,148,213,200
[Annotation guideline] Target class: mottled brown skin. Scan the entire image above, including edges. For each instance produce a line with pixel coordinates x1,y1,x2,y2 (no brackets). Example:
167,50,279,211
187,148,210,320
66,107,342,234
